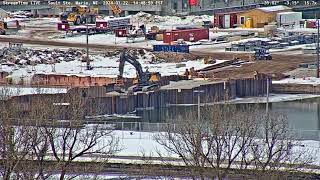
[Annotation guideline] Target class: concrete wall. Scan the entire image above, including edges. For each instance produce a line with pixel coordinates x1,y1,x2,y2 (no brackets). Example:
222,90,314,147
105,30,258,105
272,83,320,94
31,74,116,87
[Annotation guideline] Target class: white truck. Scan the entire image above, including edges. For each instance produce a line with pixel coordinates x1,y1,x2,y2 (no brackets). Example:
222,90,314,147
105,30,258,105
277,12,302,28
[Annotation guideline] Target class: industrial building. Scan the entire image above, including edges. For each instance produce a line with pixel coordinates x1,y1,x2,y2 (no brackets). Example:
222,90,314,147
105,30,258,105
0,0,265,16
237,5,292,28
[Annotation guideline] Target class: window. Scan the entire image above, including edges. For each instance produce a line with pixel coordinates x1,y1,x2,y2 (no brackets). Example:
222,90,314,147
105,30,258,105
240,16,245,25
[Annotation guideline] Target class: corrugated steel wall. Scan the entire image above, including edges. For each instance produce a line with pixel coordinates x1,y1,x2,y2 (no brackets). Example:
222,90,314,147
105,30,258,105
3,78,269,117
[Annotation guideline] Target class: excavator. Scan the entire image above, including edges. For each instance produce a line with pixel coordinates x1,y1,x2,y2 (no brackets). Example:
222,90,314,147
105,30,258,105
0,20,7,35
60,5,98,25
114,48,161,93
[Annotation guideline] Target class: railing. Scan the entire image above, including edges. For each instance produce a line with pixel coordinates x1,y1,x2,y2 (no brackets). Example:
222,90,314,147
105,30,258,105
6,118,320,141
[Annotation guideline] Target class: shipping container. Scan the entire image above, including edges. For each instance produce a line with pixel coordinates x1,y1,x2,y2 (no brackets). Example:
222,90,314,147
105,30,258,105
163,28,209,44
153,45,190,53
114,29,128,37
95,17,130,30
277,12,302,27
96,21,107,28
57,22,69,31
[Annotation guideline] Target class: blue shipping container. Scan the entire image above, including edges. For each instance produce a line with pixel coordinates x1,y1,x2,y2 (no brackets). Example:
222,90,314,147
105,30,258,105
153,45,189,53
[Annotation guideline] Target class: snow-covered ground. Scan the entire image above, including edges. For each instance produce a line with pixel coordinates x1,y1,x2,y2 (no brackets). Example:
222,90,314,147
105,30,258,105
0,85,68,97
114,130,320,166
273,77,320,85
131,12,213,29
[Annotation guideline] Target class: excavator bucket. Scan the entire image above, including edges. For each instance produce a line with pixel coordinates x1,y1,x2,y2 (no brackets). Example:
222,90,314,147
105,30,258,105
150,73,161,82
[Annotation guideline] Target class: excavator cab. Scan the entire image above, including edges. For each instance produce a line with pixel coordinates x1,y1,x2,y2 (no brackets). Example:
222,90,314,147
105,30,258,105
0,20,7,35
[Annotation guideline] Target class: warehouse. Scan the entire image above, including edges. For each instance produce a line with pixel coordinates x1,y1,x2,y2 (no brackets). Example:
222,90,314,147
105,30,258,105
238,5,292,28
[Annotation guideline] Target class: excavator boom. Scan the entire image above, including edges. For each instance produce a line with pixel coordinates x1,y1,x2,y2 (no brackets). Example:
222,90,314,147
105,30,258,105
119,49,146,84
107,0,122,16
117,49,161,92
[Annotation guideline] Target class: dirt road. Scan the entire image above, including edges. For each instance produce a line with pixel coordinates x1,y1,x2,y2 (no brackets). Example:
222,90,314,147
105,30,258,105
0,36,152,50
190,51,316,79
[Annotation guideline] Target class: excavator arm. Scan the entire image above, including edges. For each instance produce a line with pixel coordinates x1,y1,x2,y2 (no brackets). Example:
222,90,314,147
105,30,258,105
116,49,160,93
118,49,147,84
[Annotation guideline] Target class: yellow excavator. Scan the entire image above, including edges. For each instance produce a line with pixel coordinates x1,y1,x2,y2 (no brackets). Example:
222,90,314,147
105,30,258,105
107,0,122,16
60,5,98,25
116,48,161,92
0,20,7,35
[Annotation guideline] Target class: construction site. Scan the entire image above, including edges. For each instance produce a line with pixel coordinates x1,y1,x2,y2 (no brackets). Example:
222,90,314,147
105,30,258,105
1,0,320,179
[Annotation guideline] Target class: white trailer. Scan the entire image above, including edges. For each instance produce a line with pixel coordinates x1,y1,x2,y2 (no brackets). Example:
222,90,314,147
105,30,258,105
277,12,302,28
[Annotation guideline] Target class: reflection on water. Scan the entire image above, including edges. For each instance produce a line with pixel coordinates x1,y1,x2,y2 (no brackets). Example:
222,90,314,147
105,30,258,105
137,97,320,131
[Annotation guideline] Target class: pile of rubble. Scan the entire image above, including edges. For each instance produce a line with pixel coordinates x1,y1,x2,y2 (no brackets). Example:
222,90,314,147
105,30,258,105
0,47,85,66
103,49,201,64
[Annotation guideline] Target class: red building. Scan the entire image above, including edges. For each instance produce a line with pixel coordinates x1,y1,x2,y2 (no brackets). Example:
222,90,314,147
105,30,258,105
214,10,245,29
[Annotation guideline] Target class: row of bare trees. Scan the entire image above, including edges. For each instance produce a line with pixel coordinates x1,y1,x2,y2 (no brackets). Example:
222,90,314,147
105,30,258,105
155,104,316,179
0,88,119,180
0,86,317,179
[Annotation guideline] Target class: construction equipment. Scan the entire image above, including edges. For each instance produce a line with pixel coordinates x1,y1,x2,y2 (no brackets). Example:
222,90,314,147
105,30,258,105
0,20,7,35
107,0,122,16
126,25,146,42
60,5,98,25
254,48,272,60
117,49,161,92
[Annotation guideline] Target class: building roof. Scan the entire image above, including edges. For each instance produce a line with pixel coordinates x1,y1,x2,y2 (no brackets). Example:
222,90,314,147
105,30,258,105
257,5,291,12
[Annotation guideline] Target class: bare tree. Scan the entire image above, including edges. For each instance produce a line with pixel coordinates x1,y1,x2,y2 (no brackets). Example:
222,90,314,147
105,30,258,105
37,93,119,180
0,87,120,179
0,88,33,180
155,103,315,179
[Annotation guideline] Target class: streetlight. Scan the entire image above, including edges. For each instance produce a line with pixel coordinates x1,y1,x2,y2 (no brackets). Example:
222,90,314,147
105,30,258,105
317,19,319,78
266,77,270,114
193,90,205,121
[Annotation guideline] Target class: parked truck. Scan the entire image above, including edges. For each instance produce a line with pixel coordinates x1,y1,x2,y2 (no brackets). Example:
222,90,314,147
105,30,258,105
277,12,302,28
60,5,98,25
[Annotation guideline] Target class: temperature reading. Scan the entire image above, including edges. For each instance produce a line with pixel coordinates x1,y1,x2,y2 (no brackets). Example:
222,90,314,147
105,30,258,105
264,0,318,6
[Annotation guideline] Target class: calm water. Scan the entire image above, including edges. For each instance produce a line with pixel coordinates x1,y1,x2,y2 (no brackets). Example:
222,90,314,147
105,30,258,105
136,98,320,132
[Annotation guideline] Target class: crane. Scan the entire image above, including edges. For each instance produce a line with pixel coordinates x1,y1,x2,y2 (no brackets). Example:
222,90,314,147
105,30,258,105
117,48,161,92
107,0,122,16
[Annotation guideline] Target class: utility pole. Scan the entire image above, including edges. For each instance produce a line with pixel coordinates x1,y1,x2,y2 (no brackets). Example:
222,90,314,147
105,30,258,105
266,77,269,114
317,18,319,78
194,90,204,121
86,24,91,70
